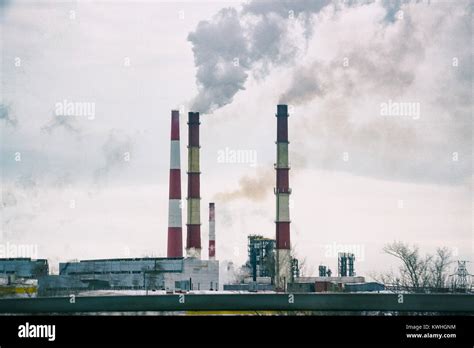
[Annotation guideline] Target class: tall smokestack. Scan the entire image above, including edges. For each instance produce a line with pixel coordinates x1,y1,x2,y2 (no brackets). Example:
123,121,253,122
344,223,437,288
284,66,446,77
209,202,215,260
167,110,183,258
275,104,291,290
186,112,201,258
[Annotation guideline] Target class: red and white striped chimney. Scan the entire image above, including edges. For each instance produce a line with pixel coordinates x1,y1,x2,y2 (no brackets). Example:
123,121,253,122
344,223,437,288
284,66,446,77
275,104,291,290
186,112,201,259
167,110,183,258
209,202,215,260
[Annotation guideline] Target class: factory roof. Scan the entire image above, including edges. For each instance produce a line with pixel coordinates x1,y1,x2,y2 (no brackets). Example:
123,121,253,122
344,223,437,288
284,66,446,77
0,258,48,262
69,257,184,263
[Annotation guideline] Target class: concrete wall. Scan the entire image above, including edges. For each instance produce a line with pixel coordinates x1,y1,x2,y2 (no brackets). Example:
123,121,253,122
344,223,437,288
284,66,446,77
164,259,219,291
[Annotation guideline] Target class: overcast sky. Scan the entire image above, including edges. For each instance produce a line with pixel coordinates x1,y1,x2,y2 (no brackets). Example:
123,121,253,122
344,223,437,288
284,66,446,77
0,0,472,278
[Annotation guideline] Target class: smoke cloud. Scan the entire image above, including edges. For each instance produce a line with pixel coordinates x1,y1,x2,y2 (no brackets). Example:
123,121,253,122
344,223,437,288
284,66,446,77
0,104,17,127
94,130,133,184
278,1,472,185
193,0,471,185
41,114,81,135
188,8,250,113
214,168,273,203
187,1,334,113
187,0,411,114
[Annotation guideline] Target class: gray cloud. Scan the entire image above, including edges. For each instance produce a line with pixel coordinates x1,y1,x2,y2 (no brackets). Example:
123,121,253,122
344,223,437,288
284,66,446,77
279,2,472,185
0,174,41,241
1,188,17,208
94,130,133,184
0,104,17,127
279,15,421,104
206,1,471,187
41,114,81,135
188,0,463,115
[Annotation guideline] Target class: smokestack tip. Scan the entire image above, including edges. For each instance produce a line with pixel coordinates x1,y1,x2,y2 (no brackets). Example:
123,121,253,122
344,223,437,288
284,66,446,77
188,111,200,124
277,104,288,116
171,110,179,117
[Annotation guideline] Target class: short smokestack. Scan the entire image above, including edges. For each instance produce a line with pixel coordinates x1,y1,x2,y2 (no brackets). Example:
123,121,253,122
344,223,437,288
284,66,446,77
209,202,215,260
186,112,201,258
275,104,291,290
167,110,183,258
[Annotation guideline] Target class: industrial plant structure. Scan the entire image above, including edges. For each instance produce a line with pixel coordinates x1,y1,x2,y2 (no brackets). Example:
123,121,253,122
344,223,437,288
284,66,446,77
27,109,219,296
0,104,395,298
167,110,183,258
338,252,356,277
38,257,218,296
0,258,48,297
274,105,292,290
247,235,276,279
0,258,48,279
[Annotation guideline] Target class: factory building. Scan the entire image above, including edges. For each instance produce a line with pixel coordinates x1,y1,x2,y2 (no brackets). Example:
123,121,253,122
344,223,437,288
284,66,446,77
288,276,366,293
37,109,219,297
38,257,219,296
224,234,300,292
7,105,376,297
247,235,276,279
0,258,48,298
288,253,369,292
0,258,49,279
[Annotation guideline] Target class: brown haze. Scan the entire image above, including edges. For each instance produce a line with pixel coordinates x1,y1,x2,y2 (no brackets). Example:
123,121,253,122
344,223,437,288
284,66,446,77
214,168,273,203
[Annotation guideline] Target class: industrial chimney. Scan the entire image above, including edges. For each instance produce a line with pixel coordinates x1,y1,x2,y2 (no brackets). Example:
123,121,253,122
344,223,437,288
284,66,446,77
186,112,201,259
209,202,215,260
275,104,291,290
167,110,183,258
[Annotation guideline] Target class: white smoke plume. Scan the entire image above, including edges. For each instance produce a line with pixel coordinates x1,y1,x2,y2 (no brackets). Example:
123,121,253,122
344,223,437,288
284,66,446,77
187,0,414,114
190,0,471,185
188,0,332,113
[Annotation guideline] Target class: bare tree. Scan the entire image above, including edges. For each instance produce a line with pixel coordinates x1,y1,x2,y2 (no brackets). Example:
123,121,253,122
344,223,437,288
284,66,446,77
430,247,453,288
383,241,432,290
290,245,314,278
381,242,453,292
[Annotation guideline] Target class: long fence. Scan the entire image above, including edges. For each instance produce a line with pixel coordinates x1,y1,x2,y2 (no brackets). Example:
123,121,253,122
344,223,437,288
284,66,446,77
0,293,473,313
